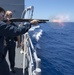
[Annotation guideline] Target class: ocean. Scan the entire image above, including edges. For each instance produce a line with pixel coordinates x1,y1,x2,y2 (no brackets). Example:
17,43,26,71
29,22,74,75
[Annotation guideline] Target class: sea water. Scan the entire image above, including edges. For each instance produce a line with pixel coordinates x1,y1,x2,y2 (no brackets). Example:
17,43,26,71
29,22,74,75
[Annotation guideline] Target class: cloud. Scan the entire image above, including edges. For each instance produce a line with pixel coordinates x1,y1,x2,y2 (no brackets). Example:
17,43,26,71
52,14,70,22
53,19,62,23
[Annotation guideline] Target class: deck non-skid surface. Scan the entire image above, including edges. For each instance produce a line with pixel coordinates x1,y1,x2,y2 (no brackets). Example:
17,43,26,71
6,47,23,75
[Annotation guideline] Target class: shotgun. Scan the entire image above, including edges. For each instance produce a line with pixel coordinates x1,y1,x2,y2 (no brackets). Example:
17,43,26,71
4,18,49,23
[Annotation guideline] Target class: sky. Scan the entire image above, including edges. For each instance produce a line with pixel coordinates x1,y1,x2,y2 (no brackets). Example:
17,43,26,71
25,0,74,22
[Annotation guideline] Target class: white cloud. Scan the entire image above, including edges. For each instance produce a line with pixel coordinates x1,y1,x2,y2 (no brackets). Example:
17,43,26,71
52,14,70,22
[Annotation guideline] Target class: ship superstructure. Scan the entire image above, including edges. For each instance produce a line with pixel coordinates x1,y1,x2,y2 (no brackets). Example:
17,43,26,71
0,0,24,18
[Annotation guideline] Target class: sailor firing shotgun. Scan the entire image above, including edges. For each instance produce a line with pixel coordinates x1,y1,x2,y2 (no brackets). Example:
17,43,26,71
3,18,49,23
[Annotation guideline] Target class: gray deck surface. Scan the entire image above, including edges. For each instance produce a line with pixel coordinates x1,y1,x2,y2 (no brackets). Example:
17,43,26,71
6,47,23,75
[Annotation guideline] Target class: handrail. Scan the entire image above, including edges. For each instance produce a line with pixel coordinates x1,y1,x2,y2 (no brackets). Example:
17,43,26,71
20,6,41,75
23,33,41,75
21,6,34,19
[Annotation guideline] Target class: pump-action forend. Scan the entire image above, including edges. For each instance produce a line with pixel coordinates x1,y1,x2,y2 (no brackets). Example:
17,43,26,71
4,18,49,23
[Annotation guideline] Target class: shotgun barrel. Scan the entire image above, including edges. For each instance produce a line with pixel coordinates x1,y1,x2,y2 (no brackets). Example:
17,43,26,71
4,18,49,23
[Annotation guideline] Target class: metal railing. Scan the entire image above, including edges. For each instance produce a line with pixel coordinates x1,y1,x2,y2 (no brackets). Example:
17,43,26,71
20,6,41,75
22,33,41,75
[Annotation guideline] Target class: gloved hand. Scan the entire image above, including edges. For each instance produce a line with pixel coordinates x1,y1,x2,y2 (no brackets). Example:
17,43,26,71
30,20,39,25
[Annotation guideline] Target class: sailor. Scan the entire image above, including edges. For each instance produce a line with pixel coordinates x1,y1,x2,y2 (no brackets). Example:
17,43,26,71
4,10,21,73
0,7,39,75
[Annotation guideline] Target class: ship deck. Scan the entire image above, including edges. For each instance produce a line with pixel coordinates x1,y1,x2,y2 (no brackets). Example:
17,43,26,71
6,47,23,75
